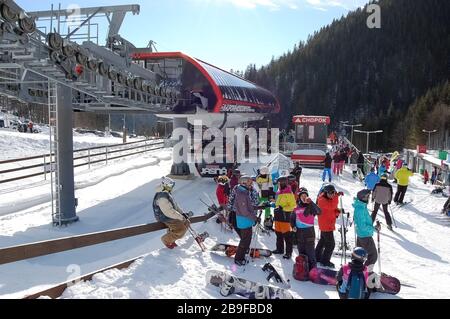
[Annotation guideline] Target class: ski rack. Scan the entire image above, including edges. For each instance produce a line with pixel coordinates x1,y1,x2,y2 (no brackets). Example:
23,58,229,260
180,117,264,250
0,0,183,113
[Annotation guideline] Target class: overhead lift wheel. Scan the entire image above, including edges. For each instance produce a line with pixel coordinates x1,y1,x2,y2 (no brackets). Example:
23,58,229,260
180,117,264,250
75,52,88,66
62,43,75,58
108,66,118,82
49,50,62,64
87,59,98,72
18,16,36,34
117,72,127,86
133,77,143,91
1,22,13,33
47,33,63,51
97,62,109,77
0,3,18,23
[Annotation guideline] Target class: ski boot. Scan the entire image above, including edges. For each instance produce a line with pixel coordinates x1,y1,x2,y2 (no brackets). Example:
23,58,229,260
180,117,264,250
220,277,235,297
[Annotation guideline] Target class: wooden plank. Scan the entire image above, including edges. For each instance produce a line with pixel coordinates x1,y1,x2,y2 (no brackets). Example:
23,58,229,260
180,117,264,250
0,213,214,265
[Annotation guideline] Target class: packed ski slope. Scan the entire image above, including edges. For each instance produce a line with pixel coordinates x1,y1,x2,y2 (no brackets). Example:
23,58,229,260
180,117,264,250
0,134,448,298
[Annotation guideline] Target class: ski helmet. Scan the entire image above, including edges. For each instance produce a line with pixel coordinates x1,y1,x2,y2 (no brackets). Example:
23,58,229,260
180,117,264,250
239,175,253,184
217,175,230,185
351,247,368,264
161,176,175,192
322,184,336,195
298,187,309,198
260,166,269,175
357,189,371,204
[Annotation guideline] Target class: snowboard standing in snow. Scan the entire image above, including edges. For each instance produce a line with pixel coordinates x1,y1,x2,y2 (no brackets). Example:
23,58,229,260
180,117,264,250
206,270,294,299
210,243,272,258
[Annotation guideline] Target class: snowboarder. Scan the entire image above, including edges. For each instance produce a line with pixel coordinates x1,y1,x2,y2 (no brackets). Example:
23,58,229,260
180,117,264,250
315,184,342,268
256,166,273,229
365,168,380,192
227,175,260,266
394,163,414,205
153,177,192,249
291,187,321,270
372,174,394,230
216,175,231,226
230,169,241,190
272,176,297,259
322,153,333,183
352,189,378,271
336,247,370,299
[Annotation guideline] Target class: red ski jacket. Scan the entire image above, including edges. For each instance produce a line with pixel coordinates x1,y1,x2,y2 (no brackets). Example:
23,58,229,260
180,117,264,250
317,193,340,232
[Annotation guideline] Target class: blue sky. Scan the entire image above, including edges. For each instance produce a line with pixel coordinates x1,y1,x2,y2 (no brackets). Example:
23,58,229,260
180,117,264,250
17,0,369,71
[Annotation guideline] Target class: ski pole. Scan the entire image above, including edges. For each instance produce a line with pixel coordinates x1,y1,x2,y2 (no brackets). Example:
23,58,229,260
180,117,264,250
376,220,382,274
389,204,398,228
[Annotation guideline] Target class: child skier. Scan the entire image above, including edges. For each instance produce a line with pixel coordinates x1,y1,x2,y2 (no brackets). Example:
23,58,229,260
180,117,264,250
352,189,379,271
256,166,273,230
273,176,297,259
291,187,321,270
336,247,370,299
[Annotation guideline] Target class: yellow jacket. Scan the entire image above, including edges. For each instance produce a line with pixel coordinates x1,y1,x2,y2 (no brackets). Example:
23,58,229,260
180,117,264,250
395,167,414,186
274,188,296,233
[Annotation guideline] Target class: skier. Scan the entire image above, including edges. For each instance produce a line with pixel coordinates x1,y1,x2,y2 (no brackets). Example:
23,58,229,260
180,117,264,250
394,163,414,205
333,152,341,176
322,153,333,183
352,189,378,271
272,176,297,259
350,149,359,178
230,169,241,190
339,150,346,175
215,175,231,225
357,152,366,177
291,187,321,270
365,168,380,192
423,169,429,185
153,177,192,249
372,174,393,230
378,162,387,178
431,168,437,185
315,184,342,268
227,175,260,266
256,166,273,230
291,162,303,186
336,247,370,299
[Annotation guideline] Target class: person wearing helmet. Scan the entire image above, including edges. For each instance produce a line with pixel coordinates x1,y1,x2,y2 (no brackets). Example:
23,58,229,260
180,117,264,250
153,177,192,249
315,184,342,268
372,174,393,230
394,163,414,204
256,166,273,226
291,187,321,270
272,176,297,259
322,153,333,183
227,175,260,266
216,175,230,208
365,168,380,192
353,189,378,271
336,247,370,299
230,169,241,190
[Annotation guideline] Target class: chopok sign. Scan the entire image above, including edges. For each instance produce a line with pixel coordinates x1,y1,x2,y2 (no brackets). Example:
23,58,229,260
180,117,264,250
292,116,331,125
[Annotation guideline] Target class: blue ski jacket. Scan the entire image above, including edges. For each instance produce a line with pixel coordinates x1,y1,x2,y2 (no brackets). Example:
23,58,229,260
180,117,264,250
365,173,380,191
353,199,375,238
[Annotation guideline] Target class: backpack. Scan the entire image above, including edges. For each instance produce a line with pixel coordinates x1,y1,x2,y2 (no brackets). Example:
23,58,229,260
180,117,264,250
293,254,309,281
346,270,368,299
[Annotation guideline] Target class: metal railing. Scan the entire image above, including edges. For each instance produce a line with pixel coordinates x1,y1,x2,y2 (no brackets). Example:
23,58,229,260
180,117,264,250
280,142,328,155
0,138,164,185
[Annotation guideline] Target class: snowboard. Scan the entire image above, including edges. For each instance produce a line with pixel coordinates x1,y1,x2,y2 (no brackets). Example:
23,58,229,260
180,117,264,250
210,243,272,258
206,270,294,299
309,267,337,286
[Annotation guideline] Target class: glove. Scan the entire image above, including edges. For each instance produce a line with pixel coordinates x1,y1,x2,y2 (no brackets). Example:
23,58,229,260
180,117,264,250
254,217,261,225
375,223,381,232
338,192,344,196
182,211,194,219
292,227,297,232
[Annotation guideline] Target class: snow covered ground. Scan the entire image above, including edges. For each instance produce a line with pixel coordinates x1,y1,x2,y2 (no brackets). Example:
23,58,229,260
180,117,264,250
0,131,449,299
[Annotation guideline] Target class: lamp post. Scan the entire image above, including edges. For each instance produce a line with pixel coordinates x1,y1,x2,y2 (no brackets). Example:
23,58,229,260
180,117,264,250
343,123,363,145
354,130,383,154
422,129,437,150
